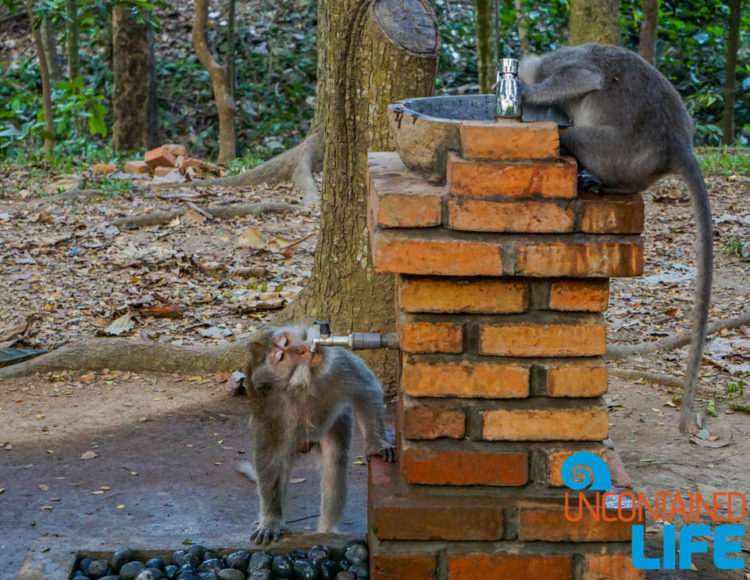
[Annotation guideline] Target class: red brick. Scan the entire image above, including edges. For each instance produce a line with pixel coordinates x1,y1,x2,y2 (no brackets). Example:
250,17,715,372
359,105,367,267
545,361,608,397
91,163,116,175
518,501,640,541
371,555,436,580
372,231,503,276
123,160,151,175
144,144,187,168
402,403,466,439
402,359,529,398
400,322,463,353
582,553,644,580
449,198,575,233
448,554,572,580
154,166,180,177
372,494,503,540
368,152,445,228
398,278,528,314
515,241,643,278
447,153,577,198
459,120,559,160
549,279,610,312
582,193,644,234
400,446,528,486
479,319,607,357
482,408,609,441
542,446,608,486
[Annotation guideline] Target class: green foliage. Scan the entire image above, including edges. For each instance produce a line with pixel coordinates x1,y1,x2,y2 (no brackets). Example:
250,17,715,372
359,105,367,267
696,146,750,174
722,236,745,257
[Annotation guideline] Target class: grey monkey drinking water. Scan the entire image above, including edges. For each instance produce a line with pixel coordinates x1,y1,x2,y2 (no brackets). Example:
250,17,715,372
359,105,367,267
239,324,395,545
518,44,712,433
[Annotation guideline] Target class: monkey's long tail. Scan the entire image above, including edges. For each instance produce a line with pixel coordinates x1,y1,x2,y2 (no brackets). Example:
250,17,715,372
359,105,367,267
235,460,258,482
674,150,713,433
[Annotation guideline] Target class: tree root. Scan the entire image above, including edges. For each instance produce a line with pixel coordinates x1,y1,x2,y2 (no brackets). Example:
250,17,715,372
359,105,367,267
0,335,263,380
151,129,323,205
606,309,750,360
110,201,299,228
608,368,684,389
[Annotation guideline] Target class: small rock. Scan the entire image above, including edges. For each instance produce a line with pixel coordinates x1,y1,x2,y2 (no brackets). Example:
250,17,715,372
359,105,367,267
146,558,166,570
271,555,294,578
88,559,110,579
293,559,318,580
225,550,249,572
319,560,341,580
120,561,147,580
78,557,93,574
334,572,356,580
344,541,368,565
248,551,274,573
217,569,245,580
137,569,166,580
111,548,135,573
198,558,224,573
248,571,272,580
308,545,331,563
164,565,179,579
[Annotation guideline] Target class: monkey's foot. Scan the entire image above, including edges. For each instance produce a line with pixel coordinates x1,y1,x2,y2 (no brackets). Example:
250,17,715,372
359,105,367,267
250,521,282,545
577,171,603,193
367,445,397,463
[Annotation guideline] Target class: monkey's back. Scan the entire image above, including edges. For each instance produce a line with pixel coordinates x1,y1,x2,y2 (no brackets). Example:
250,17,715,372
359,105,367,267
538,44,693,146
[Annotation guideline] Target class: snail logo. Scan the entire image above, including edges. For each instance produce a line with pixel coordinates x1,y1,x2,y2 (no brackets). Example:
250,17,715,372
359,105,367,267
561,451,612,491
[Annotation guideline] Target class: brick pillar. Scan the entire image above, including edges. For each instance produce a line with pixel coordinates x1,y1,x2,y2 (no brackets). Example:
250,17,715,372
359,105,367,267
367,120,646,580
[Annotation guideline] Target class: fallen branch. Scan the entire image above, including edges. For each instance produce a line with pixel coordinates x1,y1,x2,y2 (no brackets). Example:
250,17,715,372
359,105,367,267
150,129,322,205
608,368,684,389
110,201,299,228
606,310,750,360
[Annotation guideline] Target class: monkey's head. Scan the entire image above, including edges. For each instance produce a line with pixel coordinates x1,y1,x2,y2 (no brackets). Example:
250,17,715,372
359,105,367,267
251,326,323,392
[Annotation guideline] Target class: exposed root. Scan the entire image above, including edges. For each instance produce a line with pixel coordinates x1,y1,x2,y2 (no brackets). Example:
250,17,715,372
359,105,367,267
608,367,684,389
110,201,299,228
0,335,263,380
150,129,322,205
606,310,750,360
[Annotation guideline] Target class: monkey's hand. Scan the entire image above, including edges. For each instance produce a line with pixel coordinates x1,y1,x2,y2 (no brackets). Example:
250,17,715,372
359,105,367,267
250,519,282,545
367,444,396,463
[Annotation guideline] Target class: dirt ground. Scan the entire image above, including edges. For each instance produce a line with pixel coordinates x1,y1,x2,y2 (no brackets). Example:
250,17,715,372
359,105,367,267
1,170,750,577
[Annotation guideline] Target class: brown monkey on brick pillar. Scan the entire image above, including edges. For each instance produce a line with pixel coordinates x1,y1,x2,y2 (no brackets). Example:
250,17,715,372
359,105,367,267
240,324,395,545
518,44,712,433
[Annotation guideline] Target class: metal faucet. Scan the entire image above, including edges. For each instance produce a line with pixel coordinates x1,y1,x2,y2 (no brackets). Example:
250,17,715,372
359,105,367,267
495,58,522,119
309,321,400,353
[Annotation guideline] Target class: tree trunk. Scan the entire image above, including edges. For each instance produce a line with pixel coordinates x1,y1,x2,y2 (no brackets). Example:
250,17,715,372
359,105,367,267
193,0,236,162
514,0,529,55
40,17,61,80
227,0,236,99
112,5,157,151
65,0,79,80
638,0,658,64
473,0,498,94
569,0,622,46
286,0,439,389
721,0,741,145
27,2,55,158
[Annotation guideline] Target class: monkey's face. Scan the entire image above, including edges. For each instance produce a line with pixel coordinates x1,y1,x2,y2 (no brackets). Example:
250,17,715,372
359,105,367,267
268,332,322,374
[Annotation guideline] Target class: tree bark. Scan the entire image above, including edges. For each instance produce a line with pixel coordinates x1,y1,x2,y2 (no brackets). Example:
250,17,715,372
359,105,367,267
514,0,529,55
193,0,236,162
473,0,498,94
638,0,658,64
65,0,79,80
285,0,439,389
721,0,741,145
112,5,157,151
569,0,622,46
27,2,55,158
